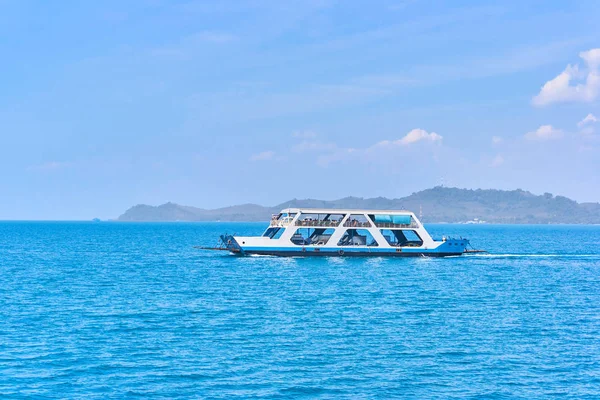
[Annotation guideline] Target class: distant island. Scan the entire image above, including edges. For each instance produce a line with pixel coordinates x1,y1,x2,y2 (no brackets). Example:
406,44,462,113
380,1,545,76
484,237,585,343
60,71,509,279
117,187,600,224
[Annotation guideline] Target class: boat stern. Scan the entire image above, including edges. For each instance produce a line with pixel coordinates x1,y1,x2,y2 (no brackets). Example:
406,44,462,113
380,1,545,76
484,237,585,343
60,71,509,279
219,234,244,254
433,237,470,255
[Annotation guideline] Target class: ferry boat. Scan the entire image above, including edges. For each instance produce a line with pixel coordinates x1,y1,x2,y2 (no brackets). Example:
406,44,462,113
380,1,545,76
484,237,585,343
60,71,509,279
211,208,477,257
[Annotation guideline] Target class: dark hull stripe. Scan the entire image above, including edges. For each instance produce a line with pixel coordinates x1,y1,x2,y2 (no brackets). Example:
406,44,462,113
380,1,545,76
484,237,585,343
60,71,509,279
239,250,463,257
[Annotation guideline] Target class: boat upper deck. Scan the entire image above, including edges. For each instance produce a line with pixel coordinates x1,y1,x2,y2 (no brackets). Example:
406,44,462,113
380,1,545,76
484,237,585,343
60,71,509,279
269,208,420,229
278,207,416,215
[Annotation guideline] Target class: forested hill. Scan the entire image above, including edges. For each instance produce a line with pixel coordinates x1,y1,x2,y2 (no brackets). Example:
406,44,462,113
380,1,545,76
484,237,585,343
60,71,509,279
117,187,600,224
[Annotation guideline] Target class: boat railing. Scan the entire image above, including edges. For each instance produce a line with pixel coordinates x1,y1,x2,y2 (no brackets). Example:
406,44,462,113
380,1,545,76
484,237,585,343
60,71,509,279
271,220,419,229
294,220,341,227
374,222,420,229
342,221,372,228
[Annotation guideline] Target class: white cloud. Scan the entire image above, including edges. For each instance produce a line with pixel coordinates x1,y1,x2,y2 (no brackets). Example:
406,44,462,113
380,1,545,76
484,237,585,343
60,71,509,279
399,128,443,145
490,154,504,167
492,136,503,145
577,113,597,127
532,48,600,106
373,129,442,148
250,151,275,161
524,125,563,141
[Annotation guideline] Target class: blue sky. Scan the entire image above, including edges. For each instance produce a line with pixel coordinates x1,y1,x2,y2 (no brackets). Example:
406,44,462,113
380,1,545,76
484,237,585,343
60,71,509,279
1,0,599,219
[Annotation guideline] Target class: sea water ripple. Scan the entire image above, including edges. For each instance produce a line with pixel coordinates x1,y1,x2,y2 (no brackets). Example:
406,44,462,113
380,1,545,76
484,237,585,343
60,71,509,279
1,222,600,398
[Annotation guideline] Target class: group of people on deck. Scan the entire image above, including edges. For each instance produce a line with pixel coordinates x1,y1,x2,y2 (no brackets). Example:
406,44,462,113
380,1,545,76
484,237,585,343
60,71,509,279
271,214,373,228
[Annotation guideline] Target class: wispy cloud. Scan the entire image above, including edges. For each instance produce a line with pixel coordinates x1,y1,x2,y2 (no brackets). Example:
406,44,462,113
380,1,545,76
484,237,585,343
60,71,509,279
293,140,337,153
311,5,506,54
150,30,237,58
316,147,358,167
490,154,504,167
492,136,503,145
188,79,392,121
312,128,442,166
577,113,598,136
578,113,597,127
532,48,600,106
524,125,563,141
186,39,582,123
250,151,275,161
292,130,317,139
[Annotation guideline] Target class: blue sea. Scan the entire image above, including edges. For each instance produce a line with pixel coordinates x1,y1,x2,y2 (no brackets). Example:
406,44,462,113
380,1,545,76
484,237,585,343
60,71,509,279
2,222,600,399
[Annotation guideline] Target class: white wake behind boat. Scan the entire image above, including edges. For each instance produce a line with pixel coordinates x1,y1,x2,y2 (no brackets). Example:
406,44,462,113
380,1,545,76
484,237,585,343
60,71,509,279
209,208,479,257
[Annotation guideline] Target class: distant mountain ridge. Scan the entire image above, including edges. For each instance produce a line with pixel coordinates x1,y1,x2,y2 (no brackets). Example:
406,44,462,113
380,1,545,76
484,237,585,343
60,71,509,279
117,187,600,224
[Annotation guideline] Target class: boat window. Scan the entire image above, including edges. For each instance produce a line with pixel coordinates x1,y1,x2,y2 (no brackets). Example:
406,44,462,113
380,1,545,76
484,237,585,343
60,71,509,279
343,214,371,227
295,213,344,227
337,229,379,246
263,227,284,239
290,228,335,245
370,214,415,228
379,229,423,247
273,212,297,220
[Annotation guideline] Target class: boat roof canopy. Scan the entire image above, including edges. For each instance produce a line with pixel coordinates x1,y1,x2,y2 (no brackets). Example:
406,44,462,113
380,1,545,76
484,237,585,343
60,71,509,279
279,208,416,215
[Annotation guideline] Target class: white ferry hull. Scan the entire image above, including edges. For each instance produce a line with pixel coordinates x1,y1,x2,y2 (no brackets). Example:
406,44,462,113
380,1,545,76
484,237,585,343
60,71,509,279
220,235,469,257
211,207,478,258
